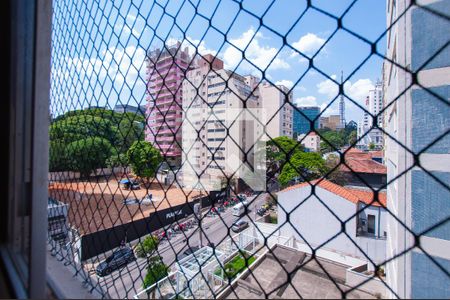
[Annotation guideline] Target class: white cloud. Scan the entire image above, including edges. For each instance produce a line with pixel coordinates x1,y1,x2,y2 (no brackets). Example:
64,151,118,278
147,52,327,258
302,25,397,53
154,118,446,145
294,96,318,107
345,79,374,102
317,74,338,99
56,45,147,93
292,33,325,55
126,14,136,23
275,80,294,88
294,85,307,92
114,13,142,38
316,75,374,103
320,103,338,116
165,37,216,57
186,37,217,56
101,46,147,87
223,28,290,71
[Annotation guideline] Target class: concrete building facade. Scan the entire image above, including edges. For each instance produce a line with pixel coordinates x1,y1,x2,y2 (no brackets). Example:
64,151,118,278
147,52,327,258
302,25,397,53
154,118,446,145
277,179,387,264
145,42,191,164
181,55,263,190
257,82,293,139
384,0,450,298
320,115,341,130
298,132,321,152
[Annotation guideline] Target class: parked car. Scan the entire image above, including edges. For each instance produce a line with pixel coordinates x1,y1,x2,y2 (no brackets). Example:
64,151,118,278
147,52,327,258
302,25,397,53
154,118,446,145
256,207,266,216
231,220,249,232
130,181,141,190
96,247,136,277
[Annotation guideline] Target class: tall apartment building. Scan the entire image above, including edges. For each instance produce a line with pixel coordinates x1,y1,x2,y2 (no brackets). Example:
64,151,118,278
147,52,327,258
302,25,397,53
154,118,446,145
293,106,320,136
257,82,293,139
384,0,450,298
145,42,191,165
182,55,263,190
357,80,384,149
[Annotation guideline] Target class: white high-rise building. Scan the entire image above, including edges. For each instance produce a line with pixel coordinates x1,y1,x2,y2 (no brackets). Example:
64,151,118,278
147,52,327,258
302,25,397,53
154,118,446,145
181,55,263,191
357,80,384,149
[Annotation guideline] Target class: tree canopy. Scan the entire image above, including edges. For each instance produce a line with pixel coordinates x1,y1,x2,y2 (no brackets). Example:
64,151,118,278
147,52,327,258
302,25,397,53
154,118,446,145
278,151,327,187
65,137,113,177
49,108,145,173
135,235,159,258
266,136,304,178
142,256,169,289
127,140,163,179
318,122,358,153
324,153,348,186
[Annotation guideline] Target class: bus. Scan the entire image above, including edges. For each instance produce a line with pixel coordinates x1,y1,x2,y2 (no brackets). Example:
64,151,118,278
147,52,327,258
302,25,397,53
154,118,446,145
232,203,245,217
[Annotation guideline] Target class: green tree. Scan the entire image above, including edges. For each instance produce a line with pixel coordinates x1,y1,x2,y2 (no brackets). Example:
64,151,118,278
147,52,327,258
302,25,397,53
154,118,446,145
49,140,68,171
368,142,376,150
135,235,159,258
51,108,145,152
266,136,304,178
348,130,357,146
142,256,169,289
279,152,327,187
50,115,117,144
65,137,113,177
320,130,345,153
106,153,129,169
115,117,145,153
127,141,163,179
324,154,348,186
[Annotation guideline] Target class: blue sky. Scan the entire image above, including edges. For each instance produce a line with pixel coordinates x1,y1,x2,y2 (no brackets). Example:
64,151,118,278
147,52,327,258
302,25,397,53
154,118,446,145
51,0,387,123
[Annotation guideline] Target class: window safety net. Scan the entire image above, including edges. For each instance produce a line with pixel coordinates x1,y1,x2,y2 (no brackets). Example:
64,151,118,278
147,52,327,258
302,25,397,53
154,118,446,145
49,0,450,298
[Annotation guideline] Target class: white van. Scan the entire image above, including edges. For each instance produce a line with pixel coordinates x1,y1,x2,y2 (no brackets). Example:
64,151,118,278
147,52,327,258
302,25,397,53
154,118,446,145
232,203,245,217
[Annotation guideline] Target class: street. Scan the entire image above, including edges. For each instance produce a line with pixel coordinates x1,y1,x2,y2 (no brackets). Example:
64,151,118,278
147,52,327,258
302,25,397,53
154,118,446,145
95,193,267,299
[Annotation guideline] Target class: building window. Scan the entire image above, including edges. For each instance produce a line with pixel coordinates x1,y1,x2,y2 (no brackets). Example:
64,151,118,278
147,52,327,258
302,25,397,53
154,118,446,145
367,215,376,234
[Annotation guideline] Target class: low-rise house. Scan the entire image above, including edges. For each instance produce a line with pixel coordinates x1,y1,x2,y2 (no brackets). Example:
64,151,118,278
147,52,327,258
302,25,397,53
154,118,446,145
277,179,387,264
298,132,321,152
341,148,387,188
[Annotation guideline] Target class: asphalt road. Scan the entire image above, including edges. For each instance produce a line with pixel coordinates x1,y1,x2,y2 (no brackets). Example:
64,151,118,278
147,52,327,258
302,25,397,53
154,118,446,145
95,193,267,299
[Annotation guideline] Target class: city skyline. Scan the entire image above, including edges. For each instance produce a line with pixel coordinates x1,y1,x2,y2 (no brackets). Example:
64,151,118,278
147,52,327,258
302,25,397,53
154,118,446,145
51,0,387,124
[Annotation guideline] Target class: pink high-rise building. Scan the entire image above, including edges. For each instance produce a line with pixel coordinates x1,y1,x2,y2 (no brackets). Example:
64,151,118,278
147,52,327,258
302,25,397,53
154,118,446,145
145,42,191,165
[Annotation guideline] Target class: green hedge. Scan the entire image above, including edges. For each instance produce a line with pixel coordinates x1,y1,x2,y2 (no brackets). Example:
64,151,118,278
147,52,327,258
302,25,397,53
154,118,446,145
214,251,255,280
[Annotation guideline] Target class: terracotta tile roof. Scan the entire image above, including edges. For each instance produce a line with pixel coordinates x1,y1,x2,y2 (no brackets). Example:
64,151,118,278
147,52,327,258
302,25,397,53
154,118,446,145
346,187,387,207
346,148,365,154
341,158,387,174
278,179,387,207
340,148,387,174
368,150,383,158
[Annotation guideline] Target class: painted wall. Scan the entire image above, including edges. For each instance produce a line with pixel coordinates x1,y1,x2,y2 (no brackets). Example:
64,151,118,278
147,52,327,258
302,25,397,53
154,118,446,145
277,186,386,263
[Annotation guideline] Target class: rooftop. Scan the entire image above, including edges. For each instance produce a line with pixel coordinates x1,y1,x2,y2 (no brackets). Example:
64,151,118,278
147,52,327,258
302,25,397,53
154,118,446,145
341,148,387,174
219,244,376,299
278,179,387,207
